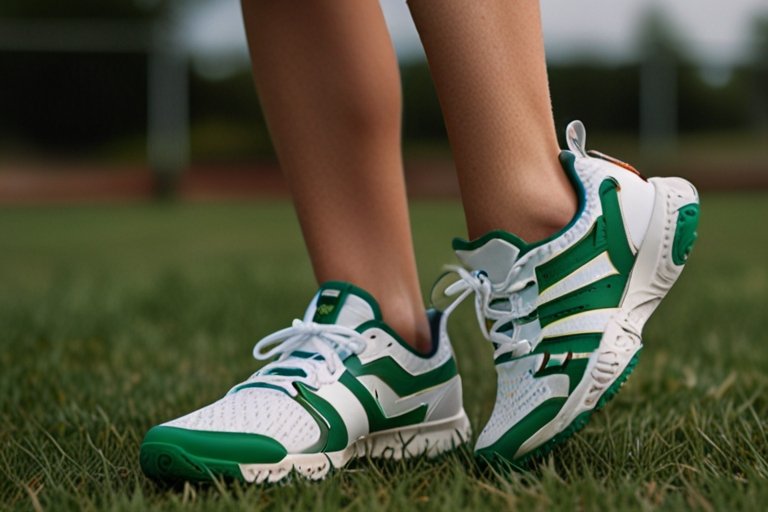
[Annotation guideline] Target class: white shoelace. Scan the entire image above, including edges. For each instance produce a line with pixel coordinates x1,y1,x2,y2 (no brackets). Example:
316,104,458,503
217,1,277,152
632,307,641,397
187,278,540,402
233,319,367,395
441,265,536,358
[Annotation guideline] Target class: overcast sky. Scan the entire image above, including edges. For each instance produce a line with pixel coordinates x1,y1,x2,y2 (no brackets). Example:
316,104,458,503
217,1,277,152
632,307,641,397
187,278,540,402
182,0,768,77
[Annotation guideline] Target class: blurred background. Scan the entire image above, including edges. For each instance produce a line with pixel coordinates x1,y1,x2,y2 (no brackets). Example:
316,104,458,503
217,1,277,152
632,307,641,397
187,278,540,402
1,0,766,201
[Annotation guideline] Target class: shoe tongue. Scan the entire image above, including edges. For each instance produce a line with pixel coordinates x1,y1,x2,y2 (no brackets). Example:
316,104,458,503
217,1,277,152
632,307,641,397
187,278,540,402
452,232,526,284
304,282,381,329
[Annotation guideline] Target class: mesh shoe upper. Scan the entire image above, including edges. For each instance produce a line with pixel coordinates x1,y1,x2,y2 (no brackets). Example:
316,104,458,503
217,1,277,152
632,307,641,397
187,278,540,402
163,388,321,452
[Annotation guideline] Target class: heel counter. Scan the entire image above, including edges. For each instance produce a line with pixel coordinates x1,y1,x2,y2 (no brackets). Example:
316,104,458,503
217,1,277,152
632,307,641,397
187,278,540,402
604,162,656,251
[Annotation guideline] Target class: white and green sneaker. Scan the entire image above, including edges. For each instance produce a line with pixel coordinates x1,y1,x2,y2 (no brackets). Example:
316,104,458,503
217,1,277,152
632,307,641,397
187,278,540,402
435,121,699,465
140,282,471,483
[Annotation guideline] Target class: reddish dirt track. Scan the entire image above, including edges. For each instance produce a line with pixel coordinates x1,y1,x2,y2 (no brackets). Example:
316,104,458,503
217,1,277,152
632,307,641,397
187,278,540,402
0,160,461,205
0,159,765,205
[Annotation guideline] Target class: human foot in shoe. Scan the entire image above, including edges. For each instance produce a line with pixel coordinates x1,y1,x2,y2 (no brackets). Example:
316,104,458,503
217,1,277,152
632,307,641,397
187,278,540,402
436,121,699,465
140,282,471,483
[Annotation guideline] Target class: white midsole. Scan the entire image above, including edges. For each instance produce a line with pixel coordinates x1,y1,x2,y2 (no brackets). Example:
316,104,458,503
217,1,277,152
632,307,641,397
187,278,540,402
516,176,699,457
239,410,472,483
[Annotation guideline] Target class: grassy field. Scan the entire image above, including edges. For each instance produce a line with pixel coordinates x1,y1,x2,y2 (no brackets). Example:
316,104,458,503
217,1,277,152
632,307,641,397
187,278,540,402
1,195,767,511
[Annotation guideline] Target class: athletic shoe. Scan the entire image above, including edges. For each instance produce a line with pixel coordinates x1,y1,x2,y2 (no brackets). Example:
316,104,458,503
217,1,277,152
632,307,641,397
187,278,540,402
140,281,471,483
434,120,699,465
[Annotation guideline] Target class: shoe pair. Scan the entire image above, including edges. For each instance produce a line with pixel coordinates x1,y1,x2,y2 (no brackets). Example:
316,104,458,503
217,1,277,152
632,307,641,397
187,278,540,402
140,122,700,483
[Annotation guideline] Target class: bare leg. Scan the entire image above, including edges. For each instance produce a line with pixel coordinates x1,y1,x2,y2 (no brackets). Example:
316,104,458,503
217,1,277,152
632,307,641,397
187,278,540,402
408,0,577,242
241,0,430,351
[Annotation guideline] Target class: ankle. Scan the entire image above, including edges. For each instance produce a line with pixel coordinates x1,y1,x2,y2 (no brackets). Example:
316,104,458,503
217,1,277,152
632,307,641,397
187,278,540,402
380,303,433,355
466,159,578,243
527,179,578,240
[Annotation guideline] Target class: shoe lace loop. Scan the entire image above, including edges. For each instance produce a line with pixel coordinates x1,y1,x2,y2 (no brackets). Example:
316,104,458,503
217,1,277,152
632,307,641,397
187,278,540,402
236,319,367,394
440,265,535,357
253,319,367,371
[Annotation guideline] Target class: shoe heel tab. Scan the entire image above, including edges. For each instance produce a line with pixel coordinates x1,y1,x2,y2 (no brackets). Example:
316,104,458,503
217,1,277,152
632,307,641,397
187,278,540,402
564,121,645,180
566,120,588,157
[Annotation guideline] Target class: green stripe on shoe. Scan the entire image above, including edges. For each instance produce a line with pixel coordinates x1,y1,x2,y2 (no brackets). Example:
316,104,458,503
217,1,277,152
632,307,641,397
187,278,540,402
536,216,609,293
294,383,349,452
339,372,428,432
536,178,635,293
537,274,627,327
476,397,567,463
599,178,635,274
344,354,457,397
532,334,602,355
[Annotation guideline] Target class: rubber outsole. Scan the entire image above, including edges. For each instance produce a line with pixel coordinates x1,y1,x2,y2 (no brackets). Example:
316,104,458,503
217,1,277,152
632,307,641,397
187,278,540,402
141,443,244,483
141,411,472,484
509,350,641,468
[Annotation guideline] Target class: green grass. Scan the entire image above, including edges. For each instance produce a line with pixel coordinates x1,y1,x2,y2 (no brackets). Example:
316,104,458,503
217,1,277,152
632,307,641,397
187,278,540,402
1,195,767,511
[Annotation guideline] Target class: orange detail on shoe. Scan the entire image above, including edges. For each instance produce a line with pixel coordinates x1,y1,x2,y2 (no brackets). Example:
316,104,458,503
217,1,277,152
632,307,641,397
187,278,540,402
587,150,645,180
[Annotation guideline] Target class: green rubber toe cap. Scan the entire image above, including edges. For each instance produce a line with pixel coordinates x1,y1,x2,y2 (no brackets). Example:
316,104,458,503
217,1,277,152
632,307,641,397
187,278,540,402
140,426,287,482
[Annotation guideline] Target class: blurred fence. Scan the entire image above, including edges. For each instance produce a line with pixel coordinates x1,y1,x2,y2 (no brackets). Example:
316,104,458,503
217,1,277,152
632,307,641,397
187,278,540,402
1,10,766,202
0,18,189,191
